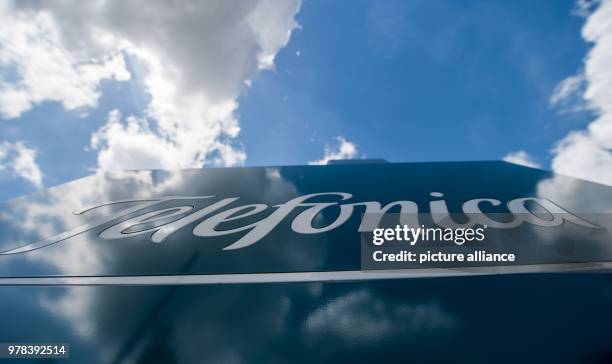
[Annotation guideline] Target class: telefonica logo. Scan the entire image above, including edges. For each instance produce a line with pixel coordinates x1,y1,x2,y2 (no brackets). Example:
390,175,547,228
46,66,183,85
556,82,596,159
0,192,602,255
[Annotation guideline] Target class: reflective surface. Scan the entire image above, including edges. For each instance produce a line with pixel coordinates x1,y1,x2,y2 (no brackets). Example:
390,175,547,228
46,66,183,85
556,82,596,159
0,161,611,362
1,161,612,277
2,276,612,363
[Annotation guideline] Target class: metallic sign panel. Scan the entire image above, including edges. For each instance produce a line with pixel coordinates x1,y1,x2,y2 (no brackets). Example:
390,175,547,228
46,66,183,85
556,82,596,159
1,162,612,363
1,161,611,278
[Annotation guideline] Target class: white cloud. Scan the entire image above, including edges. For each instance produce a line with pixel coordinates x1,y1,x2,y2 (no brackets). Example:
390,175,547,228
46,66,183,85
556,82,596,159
572,0,601,17
548,0,612,185
0,170,188,350
551,131,612,184
303,290,456,345
0,141,43,188
309,137,358,165
0,0,301,171
503,150,541,168
549,74,588,112
0,2,130,119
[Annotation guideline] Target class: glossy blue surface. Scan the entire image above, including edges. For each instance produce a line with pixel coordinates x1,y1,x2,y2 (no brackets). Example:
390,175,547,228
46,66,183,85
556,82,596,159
0,161,611,362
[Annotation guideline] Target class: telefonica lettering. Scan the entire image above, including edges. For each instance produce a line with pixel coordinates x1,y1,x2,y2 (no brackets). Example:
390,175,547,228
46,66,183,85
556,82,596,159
1,192,602,255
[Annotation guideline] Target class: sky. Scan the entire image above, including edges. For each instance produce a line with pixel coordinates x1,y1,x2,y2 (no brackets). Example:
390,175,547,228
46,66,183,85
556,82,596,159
0,0,611,201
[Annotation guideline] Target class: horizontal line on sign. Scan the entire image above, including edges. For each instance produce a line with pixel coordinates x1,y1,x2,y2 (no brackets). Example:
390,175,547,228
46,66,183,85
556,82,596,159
0,262,611,286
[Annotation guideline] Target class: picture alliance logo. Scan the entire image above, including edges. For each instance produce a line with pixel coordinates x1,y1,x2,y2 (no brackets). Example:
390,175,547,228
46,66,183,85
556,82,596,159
1,192,603,255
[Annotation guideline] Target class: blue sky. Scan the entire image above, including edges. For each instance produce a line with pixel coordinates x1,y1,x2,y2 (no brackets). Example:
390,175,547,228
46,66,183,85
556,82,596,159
1,0,611,201
240,0,591,166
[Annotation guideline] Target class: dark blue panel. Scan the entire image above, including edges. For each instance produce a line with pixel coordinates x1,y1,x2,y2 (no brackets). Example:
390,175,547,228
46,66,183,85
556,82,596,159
0,161,610,277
